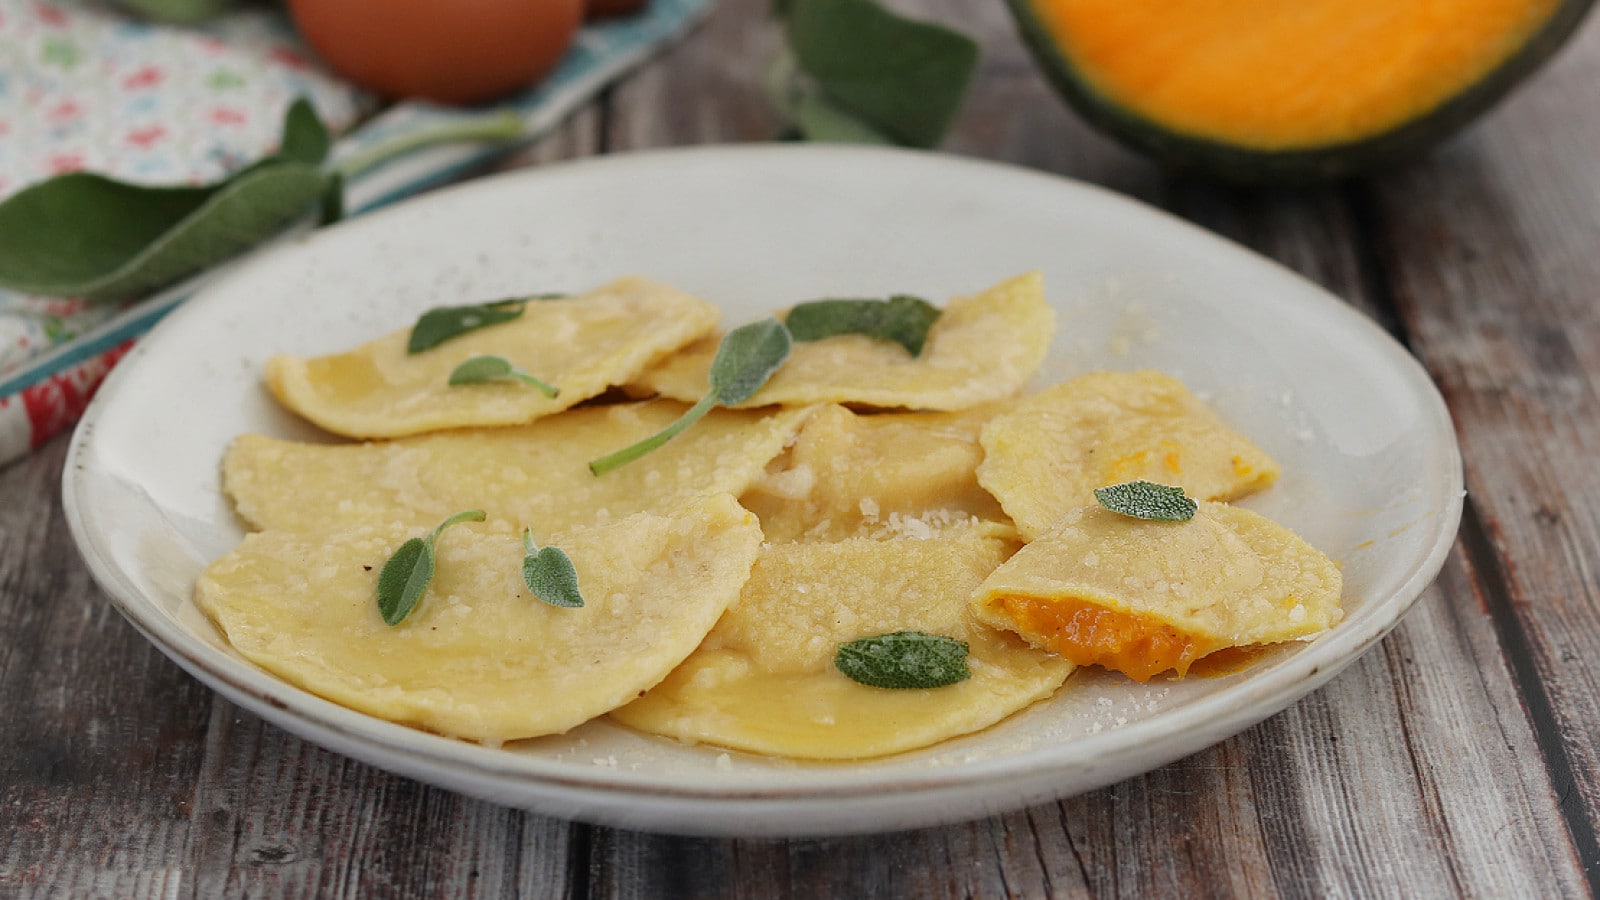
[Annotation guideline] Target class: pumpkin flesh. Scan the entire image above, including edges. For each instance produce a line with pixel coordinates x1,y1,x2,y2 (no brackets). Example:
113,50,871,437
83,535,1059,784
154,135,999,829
992,594,1222,682
1031,0,1564,150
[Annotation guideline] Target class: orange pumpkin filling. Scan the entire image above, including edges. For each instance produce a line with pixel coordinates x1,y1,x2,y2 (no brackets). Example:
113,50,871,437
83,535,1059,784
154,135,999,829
995,595,1225,681
1031,0,1562,149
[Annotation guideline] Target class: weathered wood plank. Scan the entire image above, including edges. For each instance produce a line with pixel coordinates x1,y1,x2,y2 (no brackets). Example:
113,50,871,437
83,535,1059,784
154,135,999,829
496,99,607,170
181,707,577,899
605,0,783,149
0,436,211,898
1362,11,1600,886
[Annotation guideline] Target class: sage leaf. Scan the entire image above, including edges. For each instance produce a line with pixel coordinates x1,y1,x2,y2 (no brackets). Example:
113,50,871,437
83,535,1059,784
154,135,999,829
448,355,558,397
522,529,584,608
0,99,334,301
762,48,804,129
377,537,434,627
793,92,895,145
448,355,519,383
783,0,979,148
708,317,793,404
835,631,971,689
408,300,526,354
277,98,334,165
786,295,940,356
375,509,486,626
1094,481,1197,522
589,318,792,475
319,171,346,226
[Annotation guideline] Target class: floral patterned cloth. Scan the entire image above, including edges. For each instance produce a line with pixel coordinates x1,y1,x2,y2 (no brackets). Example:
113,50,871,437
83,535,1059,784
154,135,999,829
0,1,367,375
0,0,712,465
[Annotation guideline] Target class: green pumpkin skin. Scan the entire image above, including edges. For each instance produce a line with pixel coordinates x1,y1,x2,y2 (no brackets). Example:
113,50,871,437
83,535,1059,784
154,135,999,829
1006,0,1598,184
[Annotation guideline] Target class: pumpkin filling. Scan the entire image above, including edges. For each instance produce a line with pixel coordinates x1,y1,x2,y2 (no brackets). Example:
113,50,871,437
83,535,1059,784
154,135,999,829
1031,0,1562,149
994,594,1226,682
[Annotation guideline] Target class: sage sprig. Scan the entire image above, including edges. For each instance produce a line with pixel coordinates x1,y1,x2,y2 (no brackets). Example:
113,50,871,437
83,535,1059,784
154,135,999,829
448,355,559,397
1094,481,1198,522
786,295,940,356
0,101,525,302
376,509,486,626
522,529,584,608
589,318,793,475
835,631,971,689
768,0,980,148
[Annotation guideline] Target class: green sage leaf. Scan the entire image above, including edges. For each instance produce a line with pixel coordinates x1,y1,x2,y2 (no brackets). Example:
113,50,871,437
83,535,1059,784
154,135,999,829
1094,481,1198,522
277,98,333,165
376,509,486,626
786,295,940,356
522,529,584,608
448,355,558,396
319,171,346,226
448,355,516,384
377,537,434,627
0,99,333,301
783,0,979,148
708,318,793,404
835,631,971,689
793,92,895,145
408,300,526,354
589,319,792,475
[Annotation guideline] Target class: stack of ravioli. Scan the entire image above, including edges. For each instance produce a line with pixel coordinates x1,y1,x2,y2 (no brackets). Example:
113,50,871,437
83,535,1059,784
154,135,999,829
197,272,1342,759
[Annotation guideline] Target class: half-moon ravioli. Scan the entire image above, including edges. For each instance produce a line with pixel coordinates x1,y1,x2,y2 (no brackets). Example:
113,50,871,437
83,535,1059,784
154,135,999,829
225,400,814,533
195,494,763,743
612,529,1074,759
633,272,1055,411
265,277,719,438
977,370,1279,540
972,502,1342,682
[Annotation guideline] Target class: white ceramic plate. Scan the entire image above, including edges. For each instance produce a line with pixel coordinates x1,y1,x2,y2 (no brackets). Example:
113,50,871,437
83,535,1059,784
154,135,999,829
63,145,1462,837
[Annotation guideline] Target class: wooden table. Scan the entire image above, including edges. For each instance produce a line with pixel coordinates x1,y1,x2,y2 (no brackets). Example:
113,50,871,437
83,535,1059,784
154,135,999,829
5,2,1599,895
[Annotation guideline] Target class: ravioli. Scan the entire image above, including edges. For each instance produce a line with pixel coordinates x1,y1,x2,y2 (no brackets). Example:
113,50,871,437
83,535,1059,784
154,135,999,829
195,494,763,743
225,400,813,533
741,404,1012,542
203,269,1348,755
265,277,719,439
633,272,1055,411
977,371,1279,540
612,531,1074,759
972,502,1342,681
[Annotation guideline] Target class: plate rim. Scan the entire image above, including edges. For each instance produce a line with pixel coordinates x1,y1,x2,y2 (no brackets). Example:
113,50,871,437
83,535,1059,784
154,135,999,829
61,143,1465,813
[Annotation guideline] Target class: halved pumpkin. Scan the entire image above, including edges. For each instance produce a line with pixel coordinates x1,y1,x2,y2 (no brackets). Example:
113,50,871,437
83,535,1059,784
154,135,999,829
1009,0,1596,181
